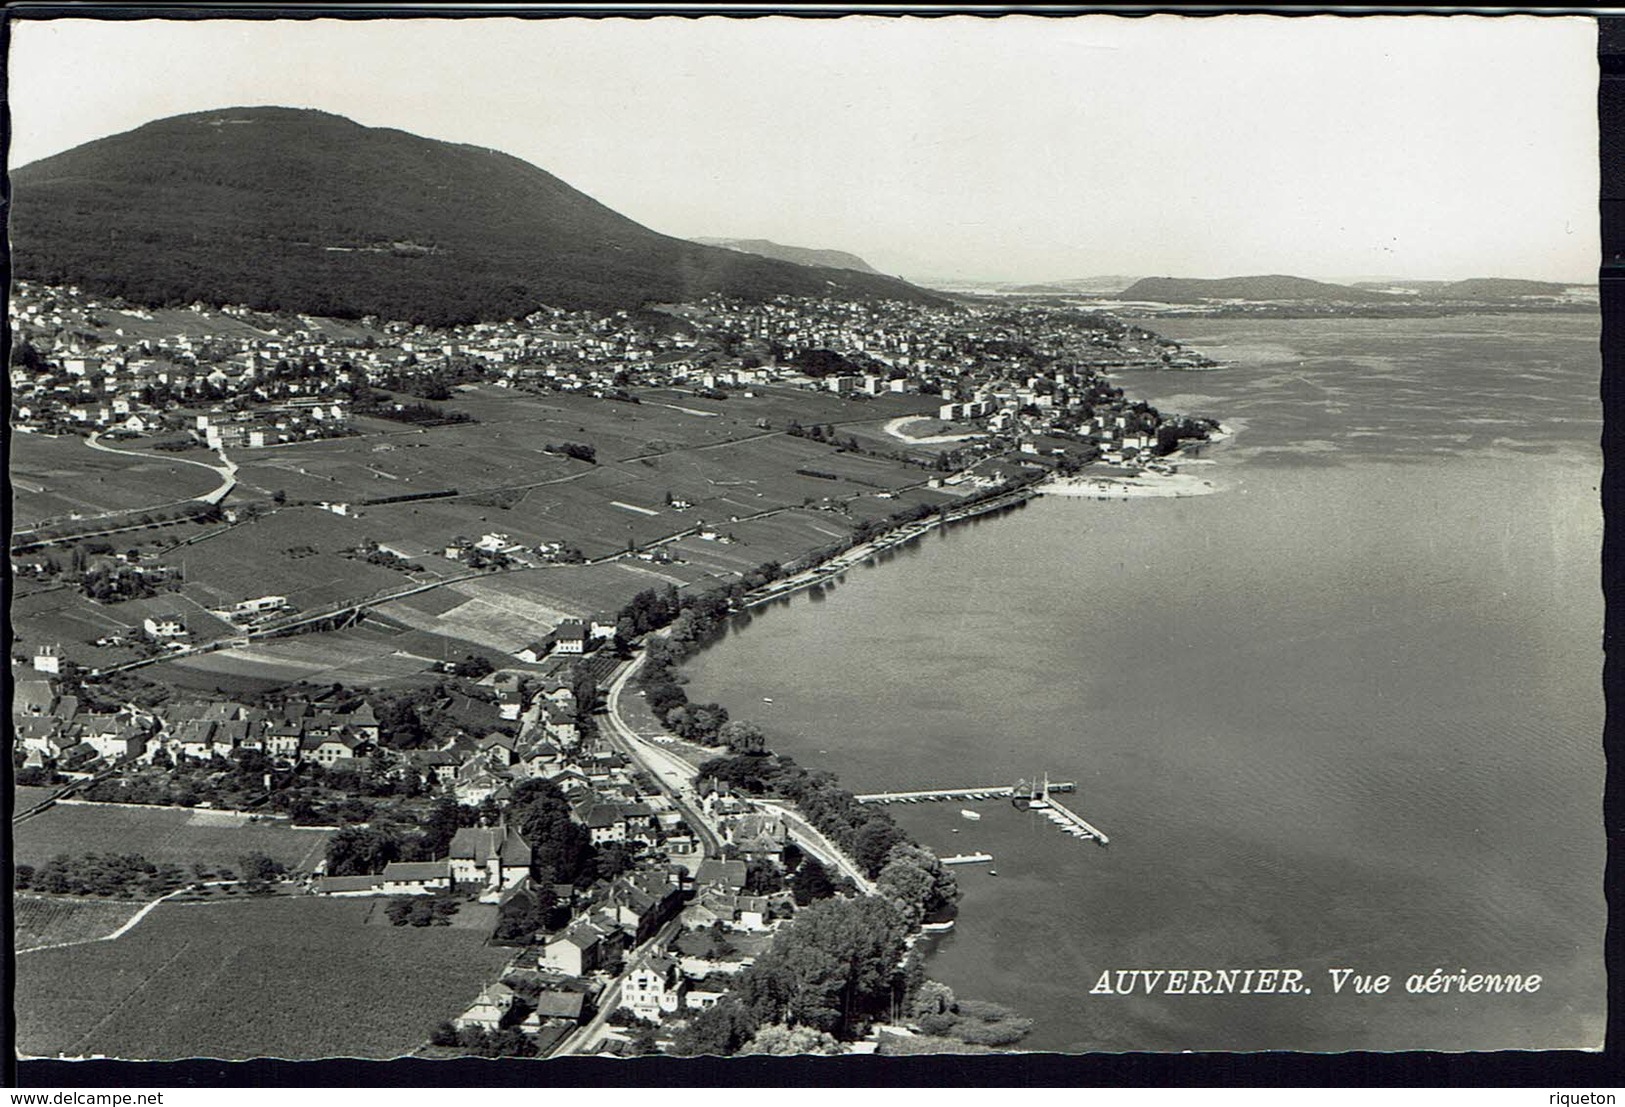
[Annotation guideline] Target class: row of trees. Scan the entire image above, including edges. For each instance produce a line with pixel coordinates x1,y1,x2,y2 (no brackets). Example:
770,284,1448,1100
16,852,187,898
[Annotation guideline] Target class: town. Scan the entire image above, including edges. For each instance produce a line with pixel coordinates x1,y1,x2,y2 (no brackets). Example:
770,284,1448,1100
12,279,1217,1059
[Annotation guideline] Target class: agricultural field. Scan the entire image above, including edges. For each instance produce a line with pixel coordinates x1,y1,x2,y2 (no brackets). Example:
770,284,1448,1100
10,586,194,668
160,623,440,689
13,802,333,874
14,894,146,952
11,433,221,527
154,506,420,612
15,785,60,811
15,896,515,1059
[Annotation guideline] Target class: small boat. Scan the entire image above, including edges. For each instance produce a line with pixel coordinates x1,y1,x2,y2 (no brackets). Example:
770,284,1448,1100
987,870,999,877
951,828,960,833
920,920,956,933
762,697,774,703
960,809,981,821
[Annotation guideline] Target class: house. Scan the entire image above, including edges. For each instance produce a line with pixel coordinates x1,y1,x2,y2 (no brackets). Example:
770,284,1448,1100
169,719,218,760
735,895,772,932
448,823,533,889
454,983,519,1032
414,749,462,786
538,920,625,977
379,861,451,896
302,731,365,766
477,731,518,767
698,780,751,818
14,679,57,717
551,618,591,655
341,702,379,742
542,706,580,748
496,687,525,722
601,871,685,946
523,990,585,1027
573,800,629,845
539,683,578,712
32,644,62,674
724,813,787,863
520,743,562,779
515,639,553,664
453,762,507,806
686,989,727,1012
143,614,188,639
621,955,686,1023
266,722,304,758
14,716,62,758
693,859,748,897
313,874,385,897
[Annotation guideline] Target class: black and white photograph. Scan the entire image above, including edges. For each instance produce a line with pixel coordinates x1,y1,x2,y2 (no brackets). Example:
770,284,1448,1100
5,9,1606,1070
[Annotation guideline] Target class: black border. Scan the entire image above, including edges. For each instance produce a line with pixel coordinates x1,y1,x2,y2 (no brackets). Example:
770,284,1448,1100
4,4,1619,1090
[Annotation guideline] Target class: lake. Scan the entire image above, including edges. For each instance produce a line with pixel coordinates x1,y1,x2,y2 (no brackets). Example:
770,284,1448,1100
683,312,1605,1053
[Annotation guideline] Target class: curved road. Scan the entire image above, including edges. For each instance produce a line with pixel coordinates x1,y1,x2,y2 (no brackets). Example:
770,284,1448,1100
85,431,238,506
602,646,874,893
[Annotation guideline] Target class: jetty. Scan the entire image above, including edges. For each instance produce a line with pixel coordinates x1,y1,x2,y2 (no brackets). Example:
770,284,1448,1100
855,780,1075,806
1028,780,1109,846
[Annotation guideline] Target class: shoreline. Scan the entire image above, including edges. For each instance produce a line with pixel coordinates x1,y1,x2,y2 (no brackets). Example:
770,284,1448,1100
672,425,1240,1017
1039,422,1237,500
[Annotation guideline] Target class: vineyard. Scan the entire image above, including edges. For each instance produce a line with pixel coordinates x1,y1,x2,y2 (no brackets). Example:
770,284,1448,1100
14,895,145,952
15,896,514,1060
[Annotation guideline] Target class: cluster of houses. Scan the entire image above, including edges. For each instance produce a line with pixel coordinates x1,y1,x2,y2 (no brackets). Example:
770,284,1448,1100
13,280,1202,472
10,659,382,772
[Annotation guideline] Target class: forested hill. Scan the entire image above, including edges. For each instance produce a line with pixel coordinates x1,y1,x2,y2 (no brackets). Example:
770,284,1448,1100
1119,274,1397,303
11,107,940,326
691,238,883,274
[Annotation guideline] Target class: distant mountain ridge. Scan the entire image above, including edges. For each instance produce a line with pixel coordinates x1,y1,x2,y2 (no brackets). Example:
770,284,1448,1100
10,107,939,326
692,238,882,274
1006,275,1142,295
1119,274,1396,303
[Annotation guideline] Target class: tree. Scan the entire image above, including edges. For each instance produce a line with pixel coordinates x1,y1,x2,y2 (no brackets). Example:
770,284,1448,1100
494,881,559,940
738,895,910,1037
875,843,958,926
324,825,401,876
851,819,907,878
667,996,759,1057
789,856,835,906
237,851,285,891
513,778,595,885
741,1023,841,1056
14,864,34,890
743,858,784,896
718,719,767,755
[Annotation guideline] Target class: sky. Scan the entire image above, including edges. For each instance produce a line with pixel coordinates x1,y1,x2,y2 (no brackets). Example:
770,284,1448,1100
8,13,1600,285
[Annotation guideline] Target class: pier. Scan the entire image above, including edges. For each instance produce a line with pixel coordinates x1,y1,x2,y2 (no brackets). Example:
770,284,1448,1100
854,780,1075,806
1031,791,1110,846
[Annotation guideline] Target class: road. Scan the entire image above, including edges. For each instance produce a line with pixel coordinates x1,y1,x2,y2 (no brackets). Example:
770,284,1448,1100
752,800,876,896
601,642,874,894
86,430,238,506
600,649,723,856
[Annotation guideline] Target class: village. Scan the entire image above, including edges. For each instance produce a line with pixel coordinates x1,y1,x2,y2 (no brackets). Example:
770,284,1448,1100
12,279,1220,1059
9,279,1215,467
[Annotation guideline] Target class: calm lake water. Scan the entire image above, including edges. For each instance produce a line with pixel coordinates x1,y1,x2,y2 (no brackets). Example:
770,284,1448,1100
684,312,1604,1053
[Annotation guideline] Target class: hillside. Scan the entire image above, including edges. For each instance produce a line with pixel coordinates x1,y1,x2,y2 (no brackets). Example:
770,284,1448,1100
1006,276,1141,295
1427,278,1574,299
692,237,882,274
10,108,938,326
1119,274,1396,303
